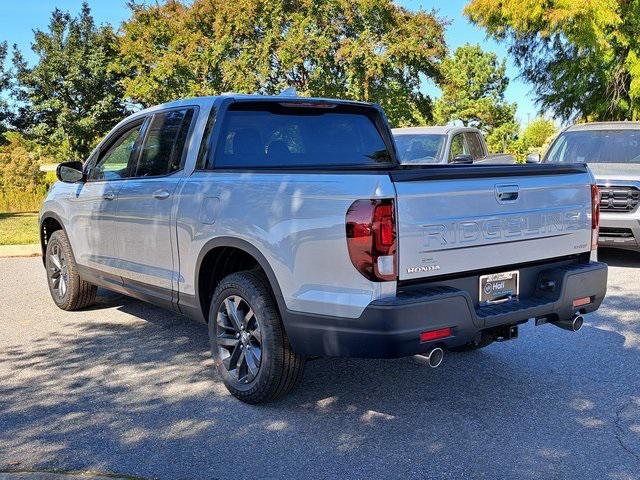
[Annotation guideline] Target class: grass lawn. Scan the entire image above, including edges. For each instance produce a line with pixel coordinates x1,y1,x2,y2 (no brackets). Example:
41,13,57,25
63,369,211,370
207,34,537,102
0,212,40,245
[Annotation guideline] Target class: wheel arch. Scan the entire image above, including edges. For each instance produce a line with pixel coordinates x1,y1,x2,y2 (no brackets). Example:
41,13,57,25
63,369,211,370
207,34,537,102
193,237,287,324
39,212,67,266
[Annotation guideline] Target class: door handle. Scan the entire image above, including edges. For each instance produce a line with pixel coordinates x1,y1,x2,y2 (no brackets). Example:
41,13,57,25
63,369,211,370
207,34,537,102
102,191,116,200
495,184,519,203
153,189,171,200
498,191,519,201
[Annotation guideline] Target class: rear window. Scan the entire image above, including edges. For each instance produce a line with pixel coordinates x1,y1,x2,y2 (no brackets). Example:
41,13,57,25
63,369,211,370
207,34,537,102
464,132,485,159
546,129,640,164
213,103,393,168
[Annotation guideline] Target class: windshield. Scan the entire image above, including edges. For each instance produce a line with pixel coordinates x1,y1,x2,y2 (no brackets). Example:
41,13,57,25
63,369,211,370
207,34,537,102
546,129,640,164
394,134,446,164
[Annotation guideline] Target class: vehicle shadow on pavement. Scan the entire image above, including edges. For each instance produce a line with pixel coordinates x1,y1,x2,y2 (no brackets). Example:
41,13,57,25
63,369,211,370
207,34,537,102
1,286,639,480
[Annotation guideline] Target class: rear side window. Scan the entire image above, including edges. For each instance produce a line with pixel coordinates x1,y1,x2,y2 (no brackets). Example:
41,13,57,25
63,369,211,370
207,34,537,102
134,108,194,177
464,132,485,159
449,134,465,161
213,103,393,168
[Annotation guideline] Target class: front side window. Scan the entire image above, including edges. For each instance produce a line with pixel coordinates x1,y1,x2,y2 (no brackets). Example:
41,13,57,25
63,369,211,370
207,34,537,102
134,109,194,177
394,134,446,164
89,123,143,181
213,103,393,168
546,129,640,163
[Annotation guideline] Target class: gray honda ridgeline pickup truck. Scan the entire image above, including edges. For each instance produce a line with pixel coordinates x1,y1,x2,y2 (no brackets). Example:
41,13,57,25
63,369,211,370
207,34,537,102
41,95,608,403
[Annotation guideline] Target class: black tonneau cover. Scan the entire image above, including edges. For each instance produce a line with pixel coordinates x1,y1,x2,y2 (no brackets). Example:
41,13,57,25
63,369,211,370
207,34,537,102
389,163,590,182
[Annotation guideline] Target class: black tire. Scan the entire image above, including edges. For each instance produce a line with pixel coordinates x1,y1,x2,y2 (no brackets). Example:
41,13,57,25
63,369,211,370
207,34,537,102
208,270,305,404
45,230,97,311
449,336,494,352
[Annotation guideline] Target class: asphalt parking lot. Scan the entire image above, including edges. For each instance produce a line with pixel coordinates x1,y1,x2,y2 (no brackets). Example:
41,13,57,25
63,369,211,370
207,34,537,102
1,250,639,480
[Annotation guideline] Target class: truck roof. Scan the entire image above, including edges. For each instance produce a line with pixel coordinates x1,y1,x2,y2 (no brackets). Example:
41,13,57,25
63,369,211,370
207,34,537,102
133,94,375,117
392,126,481,135
565,121,640,131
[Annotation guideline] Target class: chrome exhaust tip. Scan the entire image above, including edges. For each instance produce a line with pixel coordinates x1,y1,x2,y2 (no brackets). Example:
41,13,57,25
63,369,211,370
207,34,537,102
424,347,444,368
551,314,584,332
571,314,584,331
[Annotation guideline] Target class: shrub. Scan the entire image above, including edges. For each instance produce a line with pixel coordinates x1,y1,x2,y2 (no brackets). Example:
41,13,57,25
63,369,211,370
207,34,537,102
0,189,47,213
0,132,54,212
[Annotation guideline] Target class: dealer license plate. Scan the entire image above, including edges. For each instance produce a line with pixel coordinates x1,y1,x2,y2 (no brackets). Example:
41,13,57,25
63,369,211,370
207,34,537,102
479,270,519,304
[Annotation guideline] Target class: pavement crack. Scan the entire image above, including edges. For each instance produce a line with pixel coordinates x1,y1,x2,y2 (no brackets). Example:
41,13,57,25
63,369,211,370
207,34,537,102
614,400,640,464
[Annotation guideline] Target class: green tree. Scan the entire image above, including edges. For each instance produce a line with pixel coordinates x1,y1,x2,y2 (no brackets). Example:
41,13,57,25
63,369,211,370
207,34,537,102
486,117,557,161
434,44,517,132
116,0,448,126
485,121,519,154
0,42,10,142
521,118,557,151
465,0,640,121
13,2,129,161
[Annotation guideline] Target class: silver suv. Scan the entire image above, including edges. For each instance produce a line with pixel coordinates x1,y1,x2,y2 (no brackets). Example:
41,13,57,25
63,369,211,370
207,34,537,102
40,95,608,403
544,122,640,252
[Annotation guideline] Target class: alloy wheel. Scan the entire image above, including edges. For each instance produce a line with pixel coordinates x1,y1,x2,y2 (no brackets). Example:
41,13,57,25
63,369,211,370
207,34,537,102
49,243,68,300
216,295,263,384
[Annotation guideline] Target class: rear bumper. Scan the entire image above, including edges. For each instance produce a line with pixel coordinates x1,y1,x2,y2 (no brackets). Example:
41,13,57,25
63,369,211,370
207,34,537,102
283,261,608,358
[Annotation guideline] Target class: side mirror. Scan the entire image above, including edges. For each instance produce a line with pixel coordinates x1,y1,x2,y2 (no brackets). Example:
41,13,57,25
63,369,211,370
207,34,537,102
452,154,474,164
526,153,541,164
56,161,85,183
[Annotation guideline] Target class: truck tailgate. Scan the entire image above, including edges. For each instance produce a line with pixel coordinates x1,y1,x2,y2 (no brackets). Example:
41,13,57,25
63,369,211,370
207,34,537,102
392,165,594,281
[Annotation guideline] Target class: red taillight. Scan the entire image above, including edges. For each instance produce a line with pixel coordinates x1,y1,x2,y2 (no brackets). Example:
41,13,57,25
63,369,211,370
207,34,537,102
346,199,397,281
420,327,453,343
591,184,600,250
374,203,394,247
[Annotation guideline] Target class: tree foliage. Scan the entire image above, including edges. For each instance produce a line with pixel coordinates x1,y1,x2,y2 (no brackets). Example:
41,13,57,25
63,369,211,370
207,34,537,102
465,0,640,121
485,121,519,154
116,0,447,126
521,117,557,150
434,44,517,133
486,117,557,160
0,42,10,141
0,132,48,194
12,2,129,161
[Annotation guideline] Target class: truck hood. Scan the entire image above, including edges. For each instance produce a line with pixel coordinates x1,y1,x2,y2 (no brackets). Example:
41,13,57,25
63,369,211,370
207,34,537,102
588,163,640,183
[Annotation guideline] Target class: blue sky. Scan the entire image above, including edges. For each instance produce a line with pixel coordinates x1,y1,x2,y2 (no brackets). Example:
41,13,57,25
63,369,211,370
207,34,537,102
1,0,538,123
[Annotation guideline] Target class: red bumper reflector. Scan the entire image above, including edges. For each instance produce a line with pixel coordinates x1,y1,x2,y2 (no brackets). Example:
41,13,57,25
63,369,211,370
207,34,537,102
420,327,452,343
572,296,591,308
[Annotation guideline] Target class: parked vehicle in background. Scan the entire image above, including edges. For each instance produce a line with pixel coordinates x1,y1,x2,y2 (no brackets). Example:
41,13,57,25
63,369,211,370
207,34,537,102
543,122,640,252
392,126,514,164
41,94,607,404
